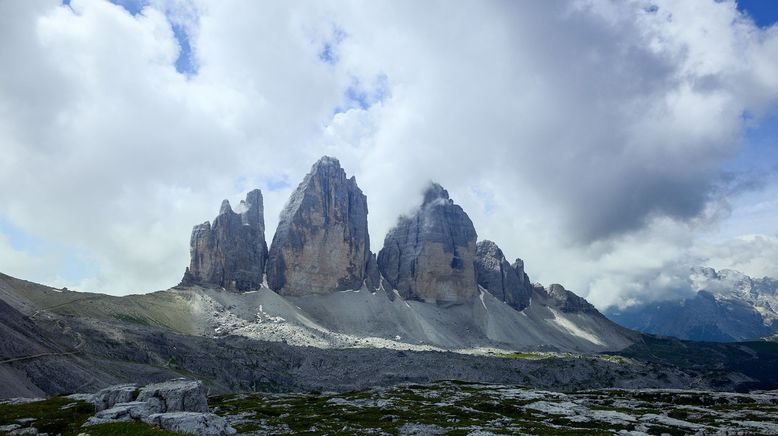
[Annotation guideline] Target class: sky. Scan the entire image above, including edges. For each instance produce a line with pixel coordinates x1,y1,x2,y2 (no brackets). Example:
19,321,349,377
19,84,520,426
0,0,777,310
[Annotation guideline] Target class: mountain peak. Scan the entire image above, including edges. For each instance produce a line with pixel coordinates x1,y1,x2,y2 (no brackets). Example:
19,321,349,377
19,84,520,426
266,156,371,295
422,182,450,205
219,199,233,215
475,240,532,310
378,182,477,303
311,155,342,172
184,190,268,292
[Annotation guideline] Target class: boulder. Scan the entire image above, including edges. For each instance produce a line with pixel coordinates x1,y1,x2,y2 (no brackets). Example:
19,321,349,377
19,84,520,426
475,240,532,310
144,412,236,436
377,183,478,303
84,401,160,425
136,379,208,413
90,384,137,412
266,156,372,295
183,189,268,292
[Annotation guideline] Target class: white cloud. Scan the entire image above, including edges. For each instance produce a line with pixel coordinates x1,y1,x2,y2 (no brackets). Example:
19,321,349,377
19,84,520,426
0,0,777,304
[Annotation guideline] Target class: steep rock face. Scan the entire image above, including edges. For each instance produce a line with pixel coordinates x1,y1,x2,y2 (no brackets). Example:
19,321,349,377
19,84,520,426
474,240,532,310
183,189,268,292
377,183,478,303
544,283,599,314
266,156,371,295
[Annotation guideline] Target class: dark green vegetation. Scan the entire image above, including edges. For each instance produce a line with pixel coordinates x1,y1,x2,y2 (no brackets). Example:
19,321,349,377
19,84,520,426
0,397,94,435
209,381,778,435
0,399,186,435
614,335,778,391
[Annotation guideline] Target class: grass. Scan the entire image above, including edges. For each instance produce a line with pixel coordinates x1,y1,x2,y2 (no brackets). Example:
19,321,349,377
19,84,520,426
497,351,556,360
112,313,152,326
0,397,94,435
0,399,188,436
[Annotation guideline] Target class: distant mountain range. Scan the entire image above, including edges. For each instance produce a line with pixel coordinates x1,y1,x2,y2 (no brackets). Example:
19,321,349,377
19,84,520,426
605,267,778,342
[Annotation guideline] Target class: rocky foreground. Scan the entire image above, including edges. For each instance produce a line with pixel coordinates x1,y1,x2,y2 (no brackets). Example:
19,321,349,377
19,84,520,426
2,379,778,435
0,379,235,435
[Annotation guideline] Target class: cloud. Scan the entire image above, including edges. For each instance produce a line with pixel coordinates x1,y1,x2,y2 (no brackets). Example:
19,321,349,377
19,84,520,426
0,0,777,305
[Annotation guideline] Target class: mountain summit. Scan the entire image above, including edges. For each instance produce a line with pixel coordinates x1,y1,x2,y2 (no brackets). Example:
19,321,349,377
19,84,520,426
182,189,268,292
266,156,372,295
378,183,479,304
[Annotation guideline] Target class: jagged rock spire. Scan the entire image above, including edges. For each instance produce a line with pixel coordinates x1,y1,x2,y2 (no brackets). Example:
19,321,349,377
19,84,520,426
377,182,478,303
182,189,268,292
266,156,372,295
475,240,532,310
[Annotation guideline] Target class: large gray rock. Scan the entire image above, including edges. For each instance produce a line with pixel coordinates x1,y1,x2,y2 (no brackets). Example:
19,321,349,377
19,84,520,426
377,183,478,304
90,384,137,412
266,156,372,295
85,401,160,425
144,412,236,436
136,379,208,413
475,240,532,310
183,189,268,292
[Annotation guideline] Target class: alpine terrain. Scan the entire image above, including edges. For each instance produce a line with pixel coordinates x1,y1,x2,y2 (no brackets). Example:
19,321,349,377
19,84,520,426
2,157,778,435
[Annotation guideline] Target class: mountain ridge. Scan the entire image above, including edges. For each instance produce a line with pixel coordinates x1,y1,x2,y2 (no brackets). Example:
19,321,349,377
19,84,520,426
605,266,778,342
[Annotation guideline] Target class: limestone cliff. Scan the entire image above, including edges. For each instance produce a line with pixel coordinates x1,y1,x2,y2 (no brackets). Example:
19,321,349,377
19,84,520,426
377,183,478,304
266,156,372,295
475,240,532,310
182,189,268,292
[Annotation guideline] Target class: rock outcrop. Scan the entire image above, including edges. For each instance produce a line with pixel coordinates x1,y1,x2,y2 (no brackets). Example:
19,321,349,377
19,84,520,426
183,189,268,292
84,379,235,435
266,156,372,295
545,283,598,314
91,384,137,412
377,183,478,304
136,379,209,413
475,240,532,310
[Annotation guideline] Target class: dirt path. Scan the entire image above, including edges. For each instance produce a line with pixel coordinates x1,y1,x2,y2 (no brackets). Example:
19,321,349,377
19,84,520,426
0,317,86,365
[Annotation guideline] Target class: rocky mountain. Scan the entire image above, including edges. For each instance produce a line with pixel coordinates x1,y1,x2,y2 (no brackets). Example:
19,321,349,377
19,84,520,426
181,189,268,292
475,240,532,310
266,156,372,295
6,155,723,400
172,156,635,353
377,183,479,304
605,267,778,342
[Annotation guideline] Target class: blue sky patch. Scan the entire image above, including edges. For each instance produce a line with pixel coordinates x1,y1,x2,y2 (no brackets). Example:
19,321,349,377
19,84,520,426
728,109,778,173
0,216,43,254
737,0,778,27
109,0,148,16
0,216,101,283
335,74,391,114
171,22,197,76
265,177,292,192
319,26,347,65
106,0,198,76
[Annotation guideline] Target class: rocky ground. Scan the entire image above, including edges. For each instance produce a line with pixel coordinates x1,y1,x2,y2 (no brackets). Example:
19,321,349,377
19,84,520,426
3,379,777,435
211,381,778,435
